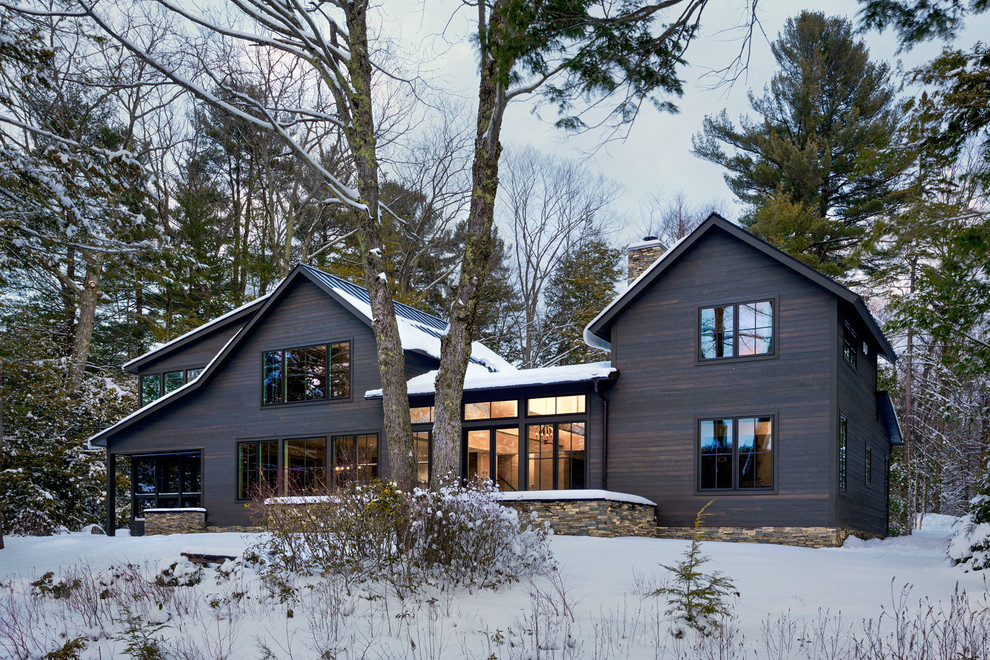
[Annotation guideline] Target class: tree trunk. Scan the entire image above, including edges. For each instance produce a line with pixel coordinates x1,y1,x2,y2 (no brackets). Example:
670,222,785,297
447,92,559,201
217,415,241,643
344,2,416,491
432,5,510,485
67,252,104,394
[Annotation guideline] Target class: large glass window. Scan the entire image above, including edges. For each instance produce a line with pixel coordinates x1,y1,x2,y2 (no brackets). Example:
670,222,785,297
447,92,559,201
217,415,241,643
263,341,350,405
699,417,773,490
700,300,773,360
331,434,378,486
284,437,327,494
526,422,585,490
238,440,278,499
466,427,520,492
131,453,201,518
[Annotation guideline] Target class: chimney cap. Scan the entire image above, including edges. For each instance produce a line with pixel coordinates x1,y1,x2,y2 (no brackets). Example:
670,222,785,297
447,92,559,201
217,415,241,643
627,236,667,251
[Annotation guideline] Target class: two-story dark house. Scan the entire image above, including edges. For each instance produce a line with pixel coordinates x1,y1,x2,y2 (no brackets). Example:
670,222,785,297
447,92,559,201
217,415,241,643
89,214,901,541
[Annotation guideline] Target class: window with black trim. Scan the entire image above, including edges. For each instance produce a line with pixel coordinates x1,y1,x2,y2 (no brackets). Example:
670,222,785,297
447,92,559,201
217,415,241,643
414,431,431,485
865,447,873,486
262,341,350,406
332,434,378,485
140,368,204,407
700,300,773,360
236,433,378,498
843,323,858,369
839,414,848,491
132,452,201,517
699,416,773,490
526,423,585,490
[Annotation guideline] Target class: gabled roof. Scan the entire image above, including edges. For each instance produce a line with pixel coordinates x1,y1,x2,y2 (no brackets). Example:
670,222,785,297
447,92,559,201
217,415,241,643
90,264,514,448
584,214,896,363
122,295,269,373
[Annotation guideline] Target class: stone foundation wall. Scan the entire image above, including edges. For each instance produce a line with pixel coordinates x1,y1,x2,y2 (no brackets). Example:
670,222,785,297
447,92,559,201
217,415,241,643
144,509,207,535
654,525,852,548
500,499,658,538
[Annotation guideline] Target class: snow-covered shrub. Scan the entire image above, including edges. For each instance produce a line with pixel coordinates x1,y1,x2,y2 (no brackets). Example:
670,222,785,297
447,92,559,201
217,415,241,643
252,479,554,593
948,459,990,571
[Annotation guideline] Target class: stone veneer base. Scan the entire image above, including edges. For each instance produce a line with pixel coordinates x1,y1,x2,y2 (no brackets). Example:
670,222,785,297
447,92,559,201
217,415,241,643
500,499,658,538
654,526,858,548
144,510,207,535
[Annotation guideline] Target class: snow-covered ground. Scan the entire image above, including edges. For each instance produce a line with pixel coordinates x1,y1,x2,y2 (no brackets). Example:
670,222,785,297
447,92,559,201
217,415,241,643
0,515,986,659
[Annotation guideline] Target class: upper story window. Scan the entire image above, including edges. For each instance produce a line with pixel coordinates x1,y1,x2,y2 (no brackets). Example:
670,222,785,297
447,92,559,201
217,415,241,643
263,341,350,406
140,368,203,407
699,416,773,491
700,300,773,360
842,323,858,369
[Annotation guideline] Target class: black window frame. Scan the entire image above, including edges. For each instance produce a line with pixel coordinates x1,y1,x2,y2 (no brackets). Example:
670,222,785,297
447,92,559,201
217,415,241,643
839,414,848,492
464,425,523,492
140,367,205,407
842,322,858,370
235,432,379,500
697,415,775,492
524,421,586,491
865,446,873,486
261,340,352,407
131,451,202,518
698,299,775,362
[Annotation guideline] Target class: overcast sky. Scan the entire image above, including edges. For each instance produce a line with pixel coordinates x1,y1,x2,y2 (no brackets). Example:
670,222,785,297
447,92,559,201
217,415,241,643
382,1,989,246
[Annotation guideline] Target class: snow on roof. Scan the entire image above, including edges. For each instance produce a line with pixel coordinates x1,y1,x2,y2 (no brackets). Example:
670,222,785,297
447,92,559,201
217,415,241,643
366,361,616,398
88,331,241,448
496,489,656,507
303,265,515,373
122,295,269,370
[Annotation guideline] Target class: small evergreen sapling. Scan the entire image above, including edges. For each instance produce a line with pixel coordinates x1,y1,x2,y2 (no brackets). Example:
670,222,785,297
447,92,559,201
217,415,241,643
653,502,738,635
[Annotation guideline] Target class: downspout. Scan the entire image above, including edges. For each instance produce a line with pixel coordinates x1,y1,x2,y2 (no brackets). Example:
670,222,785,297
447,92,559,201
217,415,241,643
592,378,610,491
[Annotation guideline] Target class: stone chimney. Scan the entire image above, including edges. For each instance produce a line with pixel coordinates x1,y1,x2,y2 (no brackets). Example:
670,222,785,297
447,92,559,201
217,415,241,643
627,236,667,282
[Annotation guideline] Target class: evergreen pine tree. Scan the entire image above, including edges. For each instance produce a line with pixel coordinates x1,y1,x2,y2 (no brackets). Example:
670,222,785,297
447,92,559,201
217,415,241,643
693,11,907,280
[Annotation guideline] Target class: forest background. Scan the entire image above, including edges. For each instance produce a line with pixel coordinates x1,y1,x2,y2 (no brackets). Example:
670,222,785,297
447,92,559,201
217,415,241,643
0,0,987,544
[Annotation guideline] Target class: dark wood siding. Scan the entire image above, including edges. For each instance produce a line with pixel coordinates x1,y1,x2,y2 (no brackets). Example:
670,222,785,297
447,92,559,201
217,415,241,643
606,227,836,528
108,278,386,526
835,305,891,535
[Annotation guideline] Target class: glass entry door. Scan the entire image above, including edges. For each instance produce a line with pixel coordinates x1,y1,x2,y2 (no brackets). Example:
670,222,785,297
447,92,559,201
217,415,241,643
464,427,520,492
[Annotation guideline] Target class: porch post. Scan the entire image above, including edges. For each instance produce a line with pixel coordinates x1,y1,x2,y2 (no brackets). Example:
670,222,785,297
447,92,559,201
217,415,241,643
105,445,116,536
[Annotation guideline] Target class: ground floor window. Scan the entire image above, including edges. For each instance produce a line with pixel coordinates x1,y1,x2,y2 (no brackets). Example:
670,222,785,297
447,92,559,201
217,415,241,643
465,427,520,491
527,423,585,490
414,431,431,485
699,416,773,491
238,433,379,498
132,452,201,517
332,434,379,485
